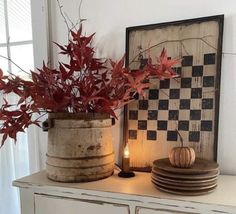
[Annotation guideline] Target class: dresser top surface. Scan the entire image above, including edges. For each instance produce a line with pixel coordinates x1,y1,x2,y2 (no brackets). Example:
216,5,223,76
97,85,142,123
13,170,236,207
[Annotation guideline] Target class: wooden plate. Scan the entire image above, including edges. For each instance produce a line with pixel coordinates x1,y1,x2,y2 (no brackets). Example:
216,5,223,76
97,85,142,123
153,158,219,175
152,168,219,180
151,174,218,185
151,178,217,191
153,182,217,196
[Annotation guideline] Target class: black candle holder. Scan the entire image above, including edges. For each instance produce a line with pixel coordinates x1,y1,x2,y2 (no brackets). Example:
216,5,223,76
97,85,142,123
118,170,135,178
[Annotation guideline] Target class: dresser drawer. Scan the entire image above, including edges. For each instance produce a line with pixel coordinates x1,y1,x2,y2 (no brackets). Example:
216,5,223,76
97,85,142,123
34,194,129,214
136,207,198,214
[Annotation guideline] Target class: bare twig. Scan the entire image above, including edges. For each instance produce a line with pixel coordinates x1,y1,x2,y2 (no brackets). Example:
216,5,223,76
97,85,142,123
56,0,86,42
70,18,84,32
180,41,190,56
34,112,48,121
56,0,70,41
65,0,86,33
0,54,30,75
64,12,75,29
65,13,84,32
78,0,84,23
158,88,169,98
128,36,217,66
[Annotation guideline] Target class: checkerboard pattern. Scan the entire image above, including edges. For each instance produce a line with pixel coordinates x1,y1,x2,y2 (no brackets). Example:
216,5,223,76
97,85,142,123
127,53,216,143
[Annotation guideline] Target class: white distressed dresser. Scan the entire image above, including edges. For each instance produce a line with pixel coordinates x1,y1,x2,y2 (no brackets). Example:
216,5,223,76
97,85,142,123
13,170,236,214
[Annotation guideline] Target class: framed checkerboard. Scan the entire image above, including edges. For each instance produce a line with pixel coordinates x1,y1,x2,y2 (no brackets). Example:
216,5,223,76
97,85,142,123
123,15,224,171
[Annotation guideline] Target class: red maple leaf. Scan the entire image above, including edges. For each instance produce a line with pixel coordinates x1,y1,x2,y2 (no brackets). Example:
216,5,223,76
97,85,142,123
147,48,180,79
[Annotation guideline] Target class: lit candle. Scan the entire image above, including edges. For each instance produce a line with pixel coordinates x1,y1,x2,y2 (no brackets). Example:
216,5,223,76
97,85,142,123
123,144,130,173
118,143,135,178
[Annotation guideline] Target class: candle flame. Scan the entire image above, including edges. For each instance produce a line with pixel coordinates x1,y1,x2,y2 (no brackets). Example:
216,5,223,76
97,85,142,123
124,144,129,158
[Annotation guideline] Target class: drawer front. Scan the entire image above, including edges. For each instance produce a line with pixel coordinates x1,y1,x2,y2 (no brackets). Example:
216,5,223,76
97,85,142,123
136,207,197,214
35,194,129,214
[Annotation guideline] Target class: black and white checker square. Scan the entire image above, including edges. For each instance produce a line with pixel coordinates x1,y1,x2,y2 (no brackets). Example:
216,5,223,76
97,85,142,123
178,120,189,131
167,120,178,131
147,130,157,141
182,56,193,67
148,89,159,100
204,53,216,65
169,99,180,110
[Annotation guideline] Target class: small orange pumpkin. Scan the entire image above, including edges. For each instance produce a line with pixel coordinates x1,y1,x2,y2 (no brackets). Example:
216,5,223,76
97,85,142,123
169,147,195,168
169,130,196,168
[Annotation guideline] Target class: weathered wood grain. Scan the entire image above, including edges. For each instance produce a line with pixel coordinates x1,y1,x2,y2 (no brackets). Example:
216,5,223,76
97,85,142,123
46,113,114,182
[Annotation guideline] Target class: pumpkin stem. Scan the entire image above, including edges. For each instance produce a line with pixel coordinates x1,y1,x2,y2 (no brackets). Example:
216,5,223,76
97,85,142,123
176,129,184,147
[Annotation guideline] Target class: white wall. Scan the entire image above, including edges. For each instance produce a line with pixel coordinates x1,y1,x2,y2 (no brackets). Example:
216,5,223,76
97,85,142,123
49,0,236,174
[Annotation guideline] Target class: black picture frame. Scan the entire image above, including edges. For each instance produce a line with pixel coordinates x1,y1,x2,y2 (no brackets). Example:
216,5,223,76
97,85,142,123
123,15,224,172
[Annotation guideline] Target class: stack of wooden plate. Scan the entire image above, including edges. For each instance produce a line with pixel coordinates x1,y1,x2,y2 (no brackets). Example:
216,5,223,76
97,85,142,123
151,158,219,196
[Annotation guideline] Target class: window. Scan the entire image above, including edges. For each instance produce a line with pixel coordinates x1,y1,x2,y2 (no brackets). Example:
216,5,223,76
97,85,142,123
0,0,34,75
0,1,48,214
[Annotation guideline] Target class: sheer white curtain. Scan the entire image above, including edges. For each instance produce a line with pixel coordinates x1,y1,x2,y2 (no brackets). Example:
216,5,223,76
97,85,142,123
0,0,48,213
0,121,47,214
0,143,27,214
0,124,47,214
0,101,47,214
0,120,30,214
